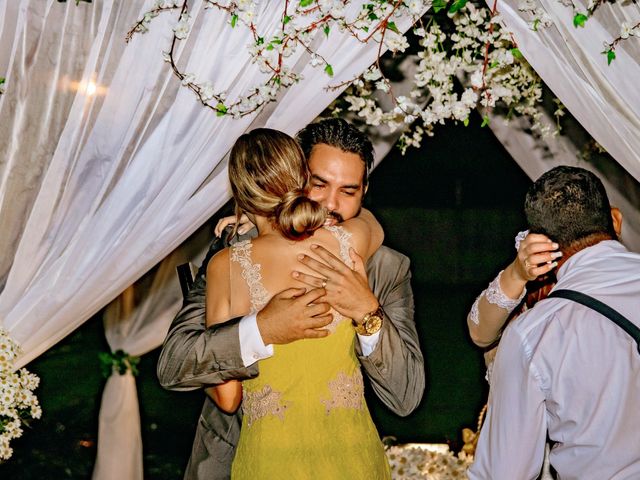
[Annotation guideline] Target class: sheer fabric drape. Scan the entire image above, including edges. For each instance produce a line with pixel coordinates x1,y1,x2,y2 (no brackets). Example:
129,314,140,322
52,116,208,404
0,0,420,368
490,0,640,179
93,225,210,480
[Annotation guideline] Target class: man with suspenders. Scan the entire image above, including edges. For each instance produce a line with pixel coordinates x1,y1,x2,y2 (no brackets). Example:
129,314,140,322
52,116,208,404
470,166,640,480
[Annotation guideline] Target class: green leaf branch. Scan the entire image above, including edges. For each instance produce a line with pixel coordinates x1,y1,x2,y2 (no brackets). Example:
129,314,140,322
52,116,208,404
98,349,140,378
601,19,640,65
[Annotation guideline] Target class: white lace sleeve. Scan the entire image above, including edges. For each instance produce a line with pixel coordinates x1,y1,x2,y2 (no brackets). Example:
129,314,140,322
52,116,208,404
469,270,526,325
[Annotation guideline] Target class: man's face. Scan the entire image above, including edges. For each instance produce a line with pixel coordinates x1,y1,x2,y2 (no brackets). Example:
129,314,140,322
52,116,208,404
306,143,365,226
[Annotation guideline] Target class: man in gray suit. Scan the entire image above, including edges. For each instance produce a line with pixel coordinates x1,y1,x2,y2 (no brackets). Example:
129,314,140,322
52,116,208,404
157,119,425,479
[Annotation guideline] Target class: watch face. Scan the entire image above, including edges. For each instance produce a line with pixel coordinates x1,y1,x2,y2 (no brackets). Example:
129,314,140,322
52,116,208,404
365,315,382,334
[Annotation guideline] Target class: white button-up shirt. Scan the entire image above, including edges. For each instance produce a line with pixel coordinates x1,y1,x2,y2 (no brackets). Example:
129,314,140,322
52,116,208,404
238,313,380,367
469,240,640,480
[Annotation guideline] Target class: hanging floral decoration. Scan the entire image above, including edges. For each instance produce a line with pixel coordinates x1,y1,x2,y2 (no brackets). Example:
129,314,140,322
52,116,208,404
0,329,42,461
127,0,427,118
126,0,562,153
126,0,636,154
328,0,554,153
517,0,639,65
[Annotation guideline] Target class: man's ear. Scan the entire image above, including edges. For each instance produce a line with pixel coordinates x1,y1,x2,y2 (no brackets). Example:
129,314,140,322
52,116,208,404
611,206,623,236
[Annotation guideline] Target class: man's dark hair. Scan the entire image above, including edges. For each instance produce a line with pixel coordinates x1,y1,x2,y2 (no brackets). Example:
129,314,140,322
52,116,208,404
296,118,374,186
525,166,616,248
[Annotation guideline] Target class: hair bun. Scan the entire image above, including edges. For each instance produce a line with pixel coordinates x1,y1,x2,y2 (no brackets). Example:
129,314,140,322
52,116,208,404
274,189,325,240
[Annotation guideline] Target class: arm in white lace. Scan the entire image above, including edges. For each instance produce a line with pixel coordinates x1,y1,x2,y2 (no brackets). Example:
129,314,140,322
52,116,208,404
467,270,526,347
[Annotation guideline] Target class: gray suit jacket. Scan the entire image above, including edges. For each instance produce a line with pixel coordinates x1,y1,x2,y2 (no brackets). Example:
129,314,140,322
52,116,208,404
157,242,424,480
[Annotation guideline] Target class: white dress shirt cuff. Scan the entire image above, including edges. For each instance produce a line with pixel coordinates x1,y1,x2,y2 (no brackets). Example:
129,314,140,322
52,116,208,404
239,313,274,367
357,331,381,357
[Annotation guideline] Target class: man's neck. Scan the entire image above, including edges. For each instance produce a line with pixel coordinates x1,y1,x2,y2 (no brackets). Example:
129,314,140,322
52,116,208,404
556,233,615,270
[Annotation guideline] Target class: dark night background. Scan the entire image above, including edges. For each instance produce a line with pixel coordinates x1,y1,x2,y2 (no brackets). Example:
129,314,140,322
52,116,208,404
1,115,532,478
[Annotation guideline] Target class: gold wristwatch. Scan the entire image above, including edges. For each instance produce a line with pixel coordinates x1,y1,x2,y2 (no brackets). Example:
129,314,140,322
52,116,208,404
353,306,384,336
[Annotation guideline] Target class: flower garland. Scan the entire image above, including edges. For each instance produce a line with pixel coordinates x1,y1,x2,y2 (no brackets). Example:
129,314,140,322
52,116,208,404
517,0,640,65
329,1,551,153
127,0,427,118
123,0,636,155
0,329,41,461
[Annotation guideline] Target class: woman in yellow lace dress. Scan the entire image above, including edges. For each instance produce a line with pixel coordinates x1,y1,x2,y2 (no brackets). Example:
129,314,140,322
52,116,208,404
204,128,391,479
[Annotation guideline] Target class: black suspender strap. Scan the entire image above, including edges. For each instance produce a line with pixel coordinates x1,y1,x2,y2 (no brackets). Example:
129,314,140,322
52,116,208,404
548,289,640,355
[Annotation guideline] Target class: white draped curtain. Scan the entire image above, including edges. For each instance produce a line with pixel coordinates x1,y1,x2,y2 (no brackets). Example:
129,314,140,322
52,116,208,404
485,0,640,251
490,0,640,179
0,0,420,367
0,1,424,478
93,224,210,479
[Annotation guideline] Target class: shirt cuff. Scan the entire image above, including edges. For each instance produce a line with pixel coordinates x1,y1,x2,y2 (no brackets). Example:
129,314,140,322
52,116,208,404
239,313,274,367
357,330,381,357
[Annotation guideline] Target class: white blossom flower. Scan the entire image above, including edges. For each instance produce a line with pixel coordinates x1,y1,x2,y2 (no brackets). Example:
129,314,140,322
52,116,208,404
310,54,323,67
376,80,390,93
461,88,478,107
238,8,255,25
468,3,484,22
346,95,366,110
384,31,410,53
408,0,425,15
363,67,382,81
480,90,496,107
199,82,216,102
173,14,190,39
452,102,470,120
330,5,345,18
0,329,41,461
181,73,196,86
470,69,484,88
519,0,536,11
236,0,254,10
620,22,633,39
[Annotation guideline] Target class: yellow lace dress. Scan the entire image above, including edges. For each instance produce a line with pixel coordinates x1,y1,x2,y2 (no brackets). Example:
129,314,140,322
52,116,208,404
230,227,391,480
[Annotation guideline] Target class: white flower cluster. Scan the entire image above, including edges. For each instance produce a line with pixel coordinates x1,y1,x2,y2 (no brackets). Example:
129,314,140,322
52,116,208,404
128,0,426,118
620,21,640,39
518,0,553,31
0,329,41,461
334,2,549,154
386,445,473,479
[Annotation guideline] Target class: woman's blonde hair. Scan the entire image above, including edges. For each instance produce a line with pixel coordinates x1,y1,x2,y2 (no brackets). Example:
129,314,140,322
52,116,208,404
228,128,326,240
